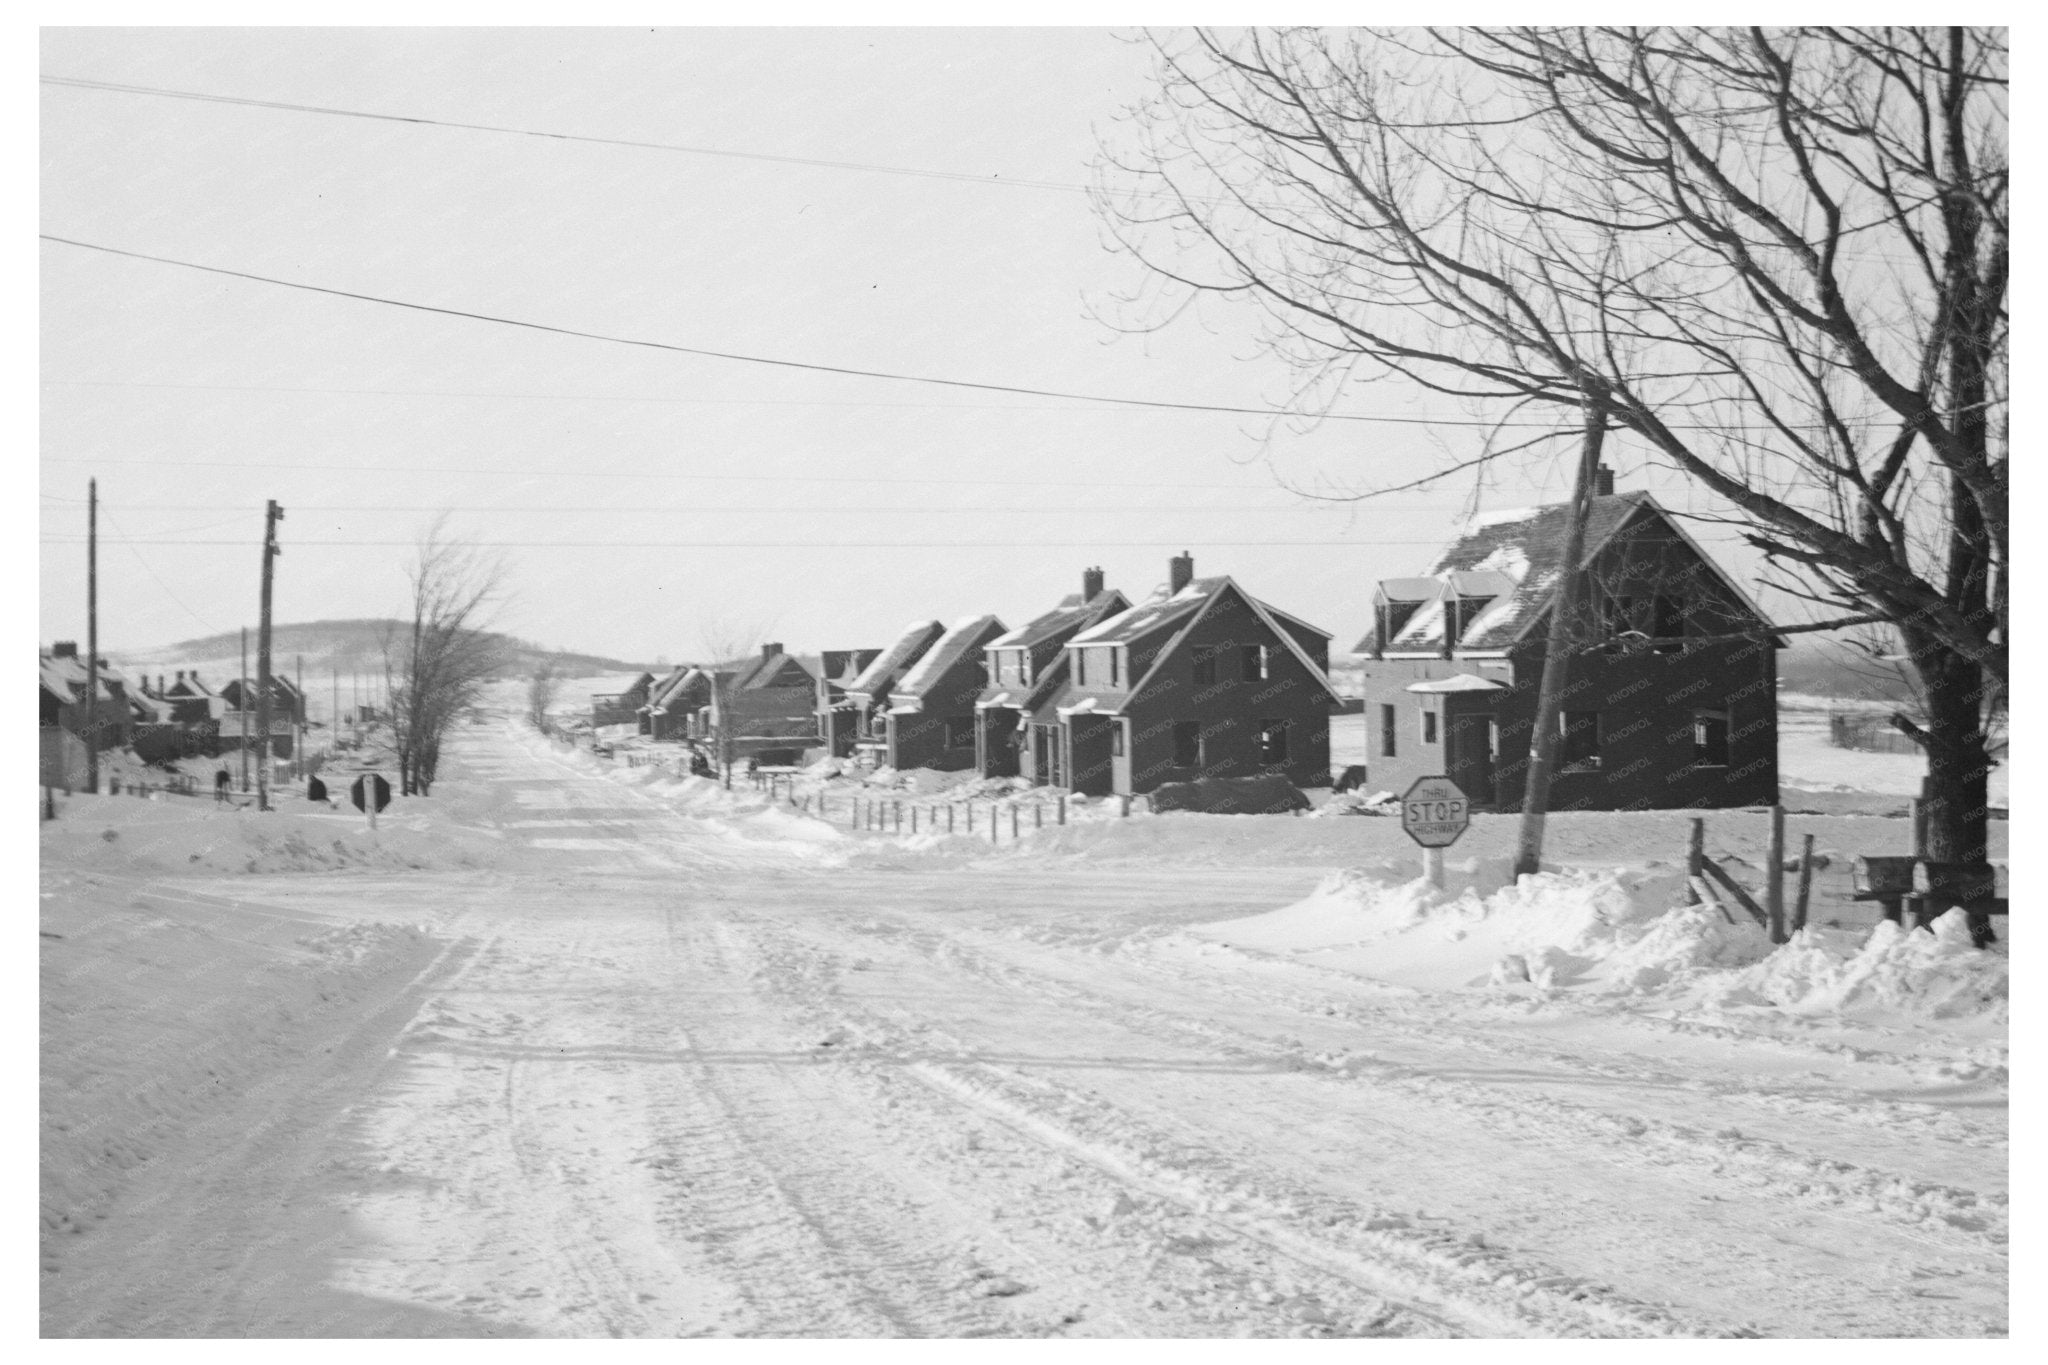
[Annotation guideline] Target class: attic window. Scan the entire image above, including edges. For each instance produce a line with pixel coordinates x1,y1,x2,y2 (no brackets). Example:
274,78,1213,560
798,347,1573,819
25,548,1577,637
1652,596,1685,653
1240,644,1268,682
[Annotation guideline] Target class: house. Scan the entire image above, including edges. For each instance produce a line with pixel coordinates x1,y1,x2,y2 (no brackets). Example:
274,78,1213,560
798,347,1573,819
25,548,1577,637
881,616,1009,772
641,666,710,742
1351,483,1782,812
592,672,655,728
713,644,822,766
974,566,1130,780
1039,553,1341,796
218,675,307,726
156,669,222,726
815,649,882,758
842,621,947,769
39,643,136,748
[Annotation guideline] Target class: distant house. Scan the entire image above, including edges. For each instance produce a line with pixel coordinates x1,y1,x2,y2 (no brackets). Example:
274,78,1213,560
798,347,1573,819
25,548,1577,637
714,644,822,766
1040,554,1340,796
975,566,1130,781
157,669,222,726
842,621,947,769
815,649,882,759
1351,486,1782,812
641,666,710,742
592,672,655,728
218,675,307,726
39,643,135,747
882,616,1008,772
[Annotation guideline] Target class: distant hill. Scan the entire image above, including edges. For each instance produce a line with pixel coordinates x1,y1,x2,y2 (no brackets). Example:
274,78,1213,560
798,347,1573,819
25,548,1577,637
112,619,656,681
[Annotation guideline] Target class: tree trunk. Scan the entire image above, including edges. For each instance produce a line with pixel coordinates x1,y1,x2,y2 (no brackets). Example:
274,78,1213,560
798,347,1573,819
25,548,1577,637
1915,652,1991,867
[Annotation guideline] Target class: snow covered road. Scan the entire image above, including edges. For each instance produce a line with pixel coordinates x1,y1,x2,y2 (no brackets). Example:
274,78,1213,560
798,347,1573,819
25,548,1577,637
40,724,2007,1337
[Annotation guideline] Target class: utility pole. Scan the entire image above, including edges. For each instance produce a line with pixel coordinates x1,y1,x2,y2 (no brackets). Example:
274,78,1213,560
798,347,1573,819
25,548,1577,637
256,500,283,812
295,654,304,782
239,626,250,792
1513,386,1610,880
85,478,99,794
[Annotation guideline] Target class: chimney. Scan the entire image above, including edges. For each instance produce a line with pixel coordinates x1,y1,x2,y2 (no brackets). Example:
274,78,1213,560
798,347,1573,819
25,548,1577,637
175,669,186,685
1082,565,1105,602
53,641,77,658
1594,464,1615,497
157,674,165,696
761,642,783,660
1168,551,1194,595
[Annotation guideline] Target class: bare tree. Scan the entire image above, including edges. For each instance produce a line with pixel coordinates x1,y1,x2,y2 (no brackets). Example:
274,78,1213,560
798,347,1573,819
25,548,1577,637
1096,26,2005,865
527,661,559,733
385,516,507,796
696,617,774,790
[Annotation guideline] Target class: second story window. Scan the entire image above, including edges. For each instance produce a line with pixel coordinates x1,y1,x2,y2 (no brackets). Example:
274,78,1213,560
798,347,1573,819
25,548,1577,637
1241,644,1268,681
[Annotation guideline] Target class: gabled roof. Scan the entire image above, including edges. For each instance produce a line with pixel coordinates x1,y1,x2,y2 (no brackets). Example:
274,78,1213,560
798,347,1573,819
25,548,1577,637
1372,491,1775,655
39,653,120,705
896,615,1006,699
847,620,946,698
986,589,1132,652
644,666,708,713
1052,576,1341,713
730,652,815,693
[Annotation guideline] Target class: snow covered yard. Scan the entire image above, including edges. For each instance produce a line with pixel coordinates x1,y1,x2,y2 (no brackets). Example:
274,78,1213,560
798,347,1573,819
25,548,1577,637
41,715,2007,1338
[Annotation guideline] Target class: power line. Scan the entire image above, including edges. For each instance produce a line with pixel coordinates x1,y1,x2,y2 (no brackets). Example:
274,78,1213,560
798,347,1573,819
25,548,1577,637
37,376,1492,425
43,537,1457,549
37,499,1472,515
39,234,1586,431
96,506,221,633
41,74,1099,198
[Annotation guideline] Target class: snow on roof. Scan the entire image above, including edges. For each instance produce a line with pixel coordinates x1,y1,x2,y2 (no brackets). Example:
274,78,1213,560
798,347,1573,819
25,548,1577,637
849,620,946,696
985,589,1128,651
1467,505,1541,530
1405,673,1506,693
896,615,1004,697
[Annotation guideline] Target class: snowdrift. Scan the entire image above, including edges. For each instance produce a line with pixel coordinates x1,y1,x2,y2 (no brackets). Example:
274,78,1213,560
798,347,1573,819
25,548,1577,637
1195,862,2008,1024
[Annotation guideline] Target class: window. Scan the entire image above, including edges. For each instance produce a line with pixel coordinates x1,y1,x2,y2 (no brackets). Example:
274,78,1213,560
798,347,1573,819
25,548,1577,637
1652,596,1685,653
1109,648,1121,687
1257,719,1289,764
1560,710,1601,771
1017,653,1032,687
1693,708,1729,766
1111,722,1126,757
1241,644,1268,682
1379,703,1397,758
1602,592,1637,638
1421,709,1439,745
1074,648,1087,687
945,717,975,750
1192,645,1221,685
1172,720,1201,768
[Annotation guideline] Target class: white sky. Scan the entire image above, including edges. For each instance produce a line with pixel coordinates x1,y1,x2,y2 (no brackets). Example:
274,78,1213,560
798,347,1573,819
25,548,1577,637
39,25,1740,665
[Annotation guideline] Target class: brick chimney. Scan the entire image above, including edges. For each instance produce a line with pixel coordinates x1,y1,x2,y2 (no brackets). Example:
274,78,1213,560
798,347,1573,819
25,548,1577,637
1594,464,1615,496
761,642,783,660
1082,565,1105,602
53,641,77,658
1168,551,1194,595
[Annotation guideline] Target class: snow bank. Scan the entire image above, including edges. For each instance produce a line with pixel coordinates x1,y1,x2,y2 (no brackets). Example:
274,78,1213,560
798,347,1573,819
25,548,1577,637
1698,912,2008,1022
1193,861,2007,1026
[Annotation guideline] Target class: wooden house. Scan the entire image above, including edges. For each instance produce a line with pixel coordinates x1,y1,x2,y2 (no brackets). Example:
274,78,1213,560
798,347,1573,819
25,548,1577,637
816,649,882,759
1039,554,1340,796
157,669,222,726
218,675,307,726
592,672,655,728
842,621,946,769
641,666,710,742
975,567,1129,781
39,643,136,748
879,616,1008,772
1351,487,1782,812
715,644,822,766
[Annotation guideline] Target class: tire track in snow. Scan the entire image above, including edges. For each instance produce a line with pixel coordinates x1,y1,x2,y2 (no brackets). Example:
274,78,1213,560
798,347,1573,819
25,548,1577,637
835,915,2007,1253
718,905,1686,1339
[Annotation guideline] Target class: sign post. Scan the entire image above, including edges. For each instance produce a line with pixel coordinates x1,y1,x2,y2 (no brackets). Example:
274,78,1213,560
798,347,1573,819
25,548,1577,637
1400,776,1471,889
350,771,392,830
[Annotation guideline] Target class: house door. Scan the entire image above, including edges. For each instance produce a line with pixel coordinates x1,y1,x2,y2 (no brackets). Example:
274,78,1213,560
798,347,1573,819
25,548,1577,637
1446,711,1496,809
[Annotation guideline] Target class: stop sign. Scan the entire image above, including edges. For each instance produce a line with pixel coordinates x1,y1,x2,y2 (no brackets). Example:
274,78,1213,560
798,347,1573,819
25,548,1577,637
1401,775,1470,848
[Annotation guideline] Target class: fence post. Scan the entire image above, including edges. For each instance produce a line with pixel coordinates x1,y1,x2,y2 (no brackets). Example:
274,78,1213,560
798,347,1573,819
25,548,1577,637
1792,832,1816,935
1011,805,1020,838
991,808,999,844
911,805,919,833
947,804,956,834
967,802,974,833
1767,804,1787,943
894,799,902,832
1686,818,1705,903
1911,780,1929,859
1058,794,1066,826
1119,795,1130,818
1034,804,1042,830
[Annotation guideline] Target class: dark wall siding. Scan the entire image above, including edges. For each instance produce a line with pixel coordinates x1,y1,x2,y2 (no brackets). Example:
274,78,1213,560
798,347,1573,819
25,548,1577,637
1121,588,1332,794
1355,637,1777,810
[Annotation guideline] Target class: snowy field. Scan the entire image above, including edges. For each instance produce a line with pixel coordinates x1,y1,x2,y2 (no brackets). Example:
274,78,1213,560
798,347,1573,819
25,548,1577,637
41,695,2008,1338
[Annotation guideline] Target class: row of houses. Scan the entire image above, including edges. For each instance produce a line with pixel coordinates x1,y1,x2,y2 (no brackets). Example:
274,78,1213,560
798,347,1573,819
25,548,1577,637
38,643,309,763
594,483,1783,810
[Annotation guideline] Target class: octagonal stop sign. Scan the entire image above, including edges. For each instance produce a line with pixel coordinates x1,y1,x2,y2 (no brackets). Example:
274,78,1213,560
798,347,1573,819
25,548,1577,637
1401,775,1470,849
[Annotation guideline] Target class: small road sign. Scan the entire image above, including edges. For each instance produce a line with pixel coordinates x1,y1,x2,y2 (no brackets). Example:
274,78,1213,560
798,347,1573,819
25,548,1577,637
350,773,392,815
1401,775,1470,849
